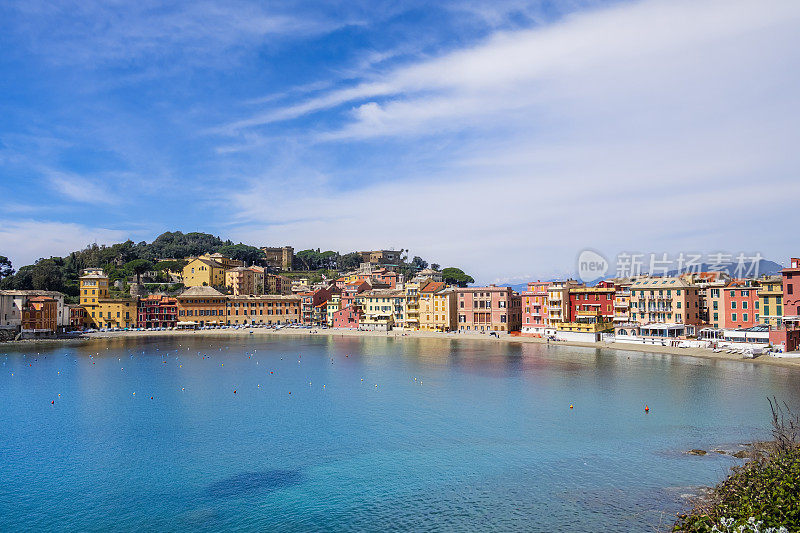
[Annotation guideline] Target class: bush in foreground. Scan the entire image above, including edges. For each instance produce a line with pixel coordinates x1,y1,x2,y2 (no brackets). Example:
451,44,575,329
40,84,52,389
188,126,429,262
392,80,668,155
674,399,800,532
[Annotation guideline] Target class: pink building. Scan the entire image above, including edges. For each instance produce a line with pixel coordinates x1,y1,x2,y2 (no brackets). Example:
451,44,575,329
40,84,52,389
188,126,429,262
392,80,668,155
722,279,760,329
783,257,800,320
333,306,361,329
456,286,522,333
521,281,549,336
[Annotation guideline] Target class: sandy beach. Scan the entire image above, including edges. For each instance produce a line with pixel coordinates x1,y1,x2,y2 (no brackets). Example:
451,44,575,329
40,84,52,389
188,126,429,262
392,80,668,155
8,326,789,369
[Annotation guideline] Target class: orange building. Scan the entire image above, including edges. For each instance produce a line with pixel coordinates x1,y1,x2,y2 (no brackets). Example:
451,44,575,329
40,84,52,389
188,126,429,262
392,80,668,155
22,296,58,333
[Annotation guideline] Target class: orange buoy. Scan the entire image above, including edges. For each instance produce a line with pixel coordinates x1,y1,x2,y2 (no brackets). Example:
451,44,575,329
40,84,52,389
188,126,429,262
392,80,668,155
569,404,573,409
645,405,650,413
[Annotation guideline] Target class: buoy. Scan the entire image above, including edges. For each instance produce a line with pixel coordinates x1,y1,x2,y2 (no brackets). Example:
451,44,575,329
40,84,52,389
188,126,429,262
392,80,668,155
645,405,650,413
288,391,291,395
570,404,573,409
234,390,237,394
51,400,54,404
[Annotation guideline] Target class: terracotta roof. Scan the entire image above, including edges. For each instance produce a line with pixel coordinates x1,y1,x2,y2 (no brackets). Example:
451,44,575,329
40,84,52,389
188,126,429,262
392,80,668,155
421,281,445,293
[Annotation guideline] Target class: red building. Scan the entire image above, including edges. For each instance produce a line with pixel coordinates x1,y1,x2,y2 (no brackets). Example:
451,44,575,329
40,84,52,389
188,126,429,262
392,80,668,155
567,281,615,323
22,296,57,332
333,306,362,329
722,280,760,329
68,305,86,330
138,295,178,328
783,257,800,320
300,286,335,325
521,281,549,336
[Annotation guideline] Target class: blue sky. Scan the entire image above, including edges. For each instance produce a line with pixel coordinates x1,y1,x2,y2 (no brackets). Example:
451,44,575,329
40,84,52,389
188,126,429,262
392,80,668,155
1,0,799,283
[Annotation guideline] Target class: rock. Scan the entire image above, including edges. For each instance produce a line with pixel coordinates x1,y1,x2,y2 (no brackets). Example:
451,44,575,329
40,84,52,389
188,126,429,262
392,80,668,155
712,450,727,455
732,450,749,459
687,449,708,456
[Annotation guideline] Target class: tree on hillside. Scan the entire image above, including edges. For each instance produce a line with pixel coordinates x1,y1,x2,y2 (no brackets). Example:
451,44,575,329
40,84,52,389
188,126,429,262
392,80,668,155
411,256,428,271
337,252,361,271
32,258,63,292
430,263,441,271
215,244,264,265
125,259,155,284
155,260,187,273
0,256,14,281
441,267,475,287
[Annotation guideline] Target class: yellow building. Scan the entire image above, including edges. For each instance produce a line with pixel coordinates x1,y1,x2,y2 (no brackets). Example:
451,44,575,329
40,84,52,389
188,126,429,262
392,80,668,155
183,257,227,288
79,269,136,329
225,267,258,295
419,282,457,331
758,275,783,327
199,253,243,270
400,279,424,329
354,289,405,331
326,294,341,326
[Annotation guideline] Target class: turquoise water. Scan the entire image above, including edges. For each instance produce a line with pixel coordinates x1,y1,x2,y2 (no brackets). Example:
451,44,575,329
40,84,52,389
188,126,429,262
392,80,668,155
2,334,799,532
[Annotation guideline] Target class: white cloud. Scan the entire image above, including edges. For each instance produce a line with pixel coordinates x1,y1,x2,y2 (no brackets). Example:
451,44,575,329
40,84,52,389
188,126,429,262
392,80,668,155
46,170,120,205
0,220,128,268
220,0,800,282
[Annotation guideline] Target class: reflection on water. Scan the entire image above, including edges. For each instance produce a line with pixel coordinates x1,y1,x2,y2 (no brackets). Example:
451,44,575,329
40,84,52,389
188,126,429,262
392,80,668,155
1,334,799,532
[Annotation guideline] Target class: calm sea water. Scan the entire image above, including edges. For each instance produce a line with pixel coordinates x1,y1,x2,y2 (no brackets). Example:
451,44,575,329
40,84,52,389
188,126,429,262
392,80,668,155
2,334,799,532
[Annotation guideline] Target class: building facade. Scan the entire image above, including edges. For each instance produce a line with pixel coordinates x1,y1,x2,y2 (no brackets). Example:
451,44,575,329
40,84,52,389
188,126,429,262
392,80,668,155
225,295,301,325
176,286,227,326
456,286,522,333
182,258,226,288
261,246,294,271
758,275,783,327
521,281,550,335
21,296,58,333
419,282,457,331
782,257,800,321
137,295,178,328
629,276,702,326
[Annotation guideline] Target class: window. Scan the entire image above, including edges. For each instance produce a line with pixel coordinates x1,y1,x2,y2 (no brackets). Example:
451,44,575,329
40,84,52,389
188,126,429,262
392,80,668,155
742,301,748,310
788,284,794,295
743,313,748,322
731,301,736,309
732,313,737,321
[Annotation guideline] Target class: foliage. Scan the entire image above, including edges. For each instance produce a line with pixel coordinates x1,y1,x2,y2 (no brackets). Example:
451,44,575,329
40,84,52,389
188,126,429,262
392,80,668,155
337,252,361,271
31,258,63,292
441,267,475,287
215,243,264,265
155,260,187,273
0,256,14,280
411,256,428,270
124,259,155,283
674,399,800,532
295,249,340,270
430,263,441,271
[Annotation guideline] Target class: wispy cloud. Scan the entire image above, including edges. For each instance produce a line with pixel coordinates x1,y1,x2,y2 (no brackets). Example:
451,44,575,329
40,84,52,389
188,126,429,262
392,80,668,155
0,219,129,267
219,0,800,281
45,170,121,205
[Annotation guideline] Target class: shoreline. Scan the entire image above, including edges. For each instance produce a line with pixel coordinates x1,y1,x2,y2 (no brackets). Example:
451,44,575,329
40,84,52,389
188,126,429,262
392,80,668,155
4,327,800,369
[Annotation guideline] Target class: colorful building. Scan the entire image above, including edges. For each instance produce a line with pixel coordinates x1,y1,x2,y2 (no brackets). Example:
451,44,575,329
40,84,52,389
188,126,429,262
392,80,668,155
138,295,178,328
79,269,136,329
176,286,227,326
782,257,800,321
567,281,615,323
546,280,581,329
225,295,301,326
419,282,457,331
521,281,550,336
21,296,58,333
456,286,522,333
332,305,361,329
758,275,783,327
629,276,702,326
266,273,292,295
354,289,406,331
182,257,226,288
721,279,760,329
225,266,258,295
